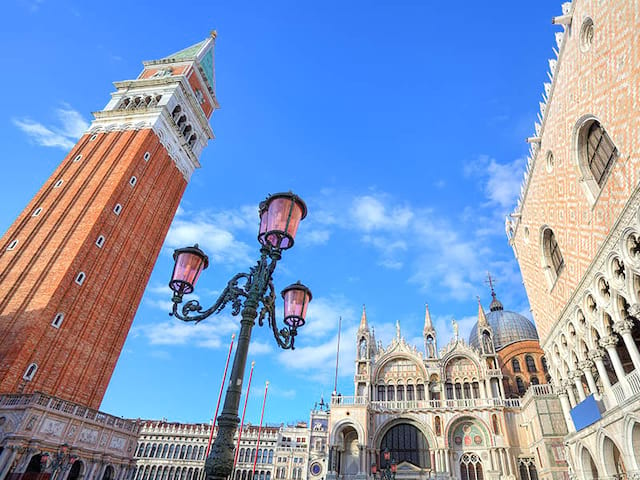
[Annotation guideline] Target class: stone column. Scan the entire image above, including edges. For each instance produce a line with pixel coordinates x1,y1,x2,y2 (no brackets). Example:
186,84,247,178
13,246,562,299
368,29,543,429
358,445,365,474
497,377,506,398
556,386,576,433
498,449,506,474
445,450,450,473
614,319,640,372
563,380,577,407
0,448,18,480
569,370,586,402
479,381,487,399
600,335,628,384
578,360,598,395
589,349,612,390
85,462,99,480
490,450,498,472
485,379,492,398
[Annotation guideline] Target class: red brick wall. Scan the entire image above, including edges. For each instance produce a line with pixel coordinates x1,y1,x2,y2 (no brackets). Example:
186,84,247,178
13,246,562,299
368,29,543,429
0,128,186,409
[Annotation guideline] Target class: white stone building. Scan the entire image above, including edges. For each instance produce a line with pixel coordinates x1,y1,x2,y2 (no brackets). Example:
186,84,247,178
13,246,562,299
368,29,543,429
326,302,568,480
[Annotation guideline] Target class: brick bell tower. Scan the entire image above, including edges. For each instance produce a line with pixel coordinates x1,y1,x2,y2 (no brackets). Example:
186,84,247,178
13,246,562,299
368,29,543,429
0,33,218,409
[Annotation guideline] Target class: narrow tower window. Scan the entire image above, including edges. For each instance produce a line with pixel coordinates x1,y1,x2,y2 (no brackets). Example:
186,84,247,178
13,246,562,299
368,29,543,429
542,228,564,280
75,272,86,285
73,154,82,162
129,176,137,186
54,179,63,188
96,235,105,248
7,240,18,251
90,134,98,141
113,204,122,215
23,363,38,381
143,152,151,161
32,207,43,217
52,312,64,328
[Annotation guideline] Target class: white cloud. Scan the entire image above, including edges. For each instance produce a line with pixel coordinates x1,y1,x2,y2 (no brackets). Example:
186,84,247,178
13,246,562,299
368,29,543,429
165,218,252,268
13,105,89,150
465,155,526,210
138,316,237,349
350,195,413,232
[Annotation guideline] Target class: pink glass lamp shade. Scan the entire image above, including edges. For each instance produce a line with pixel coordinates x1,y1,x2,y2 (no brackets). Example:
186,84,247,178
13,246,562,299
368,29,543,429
281,281,312,328
40,454,50,466
371,465,377,475
169,244,209,295
258,192,307,250
383,449,391,462
391,461,397,474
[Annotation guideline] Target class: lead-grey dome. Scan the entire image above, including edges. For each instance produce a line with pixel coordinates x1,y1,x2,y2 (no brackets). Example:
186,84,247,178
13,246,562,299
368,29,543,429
469,295,539,351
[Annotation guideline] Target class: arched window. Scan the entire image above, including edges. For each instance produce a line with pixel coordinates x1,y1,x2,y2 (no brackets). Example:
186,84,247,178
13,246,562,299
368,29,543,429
512,358,521,372
516,377,526,396
387,385,395,401
168,445,175,458
525,355,537,372
460,454,483,480
377,385,386,401
407,384,415,401
446,382,453,399
52,312,64,328
137,443,145,457
162,444,168,458
397,385,405,401
463,382,471,399
144,444,152,457
257,449,262,464
417,384,425,400
543,228,564,279
186,445,192,459
582,120,618,187
530,376,540,385
268,450,273,463
198,446,204,460
150,444,157,457
23,363,38,381
541,357,548,373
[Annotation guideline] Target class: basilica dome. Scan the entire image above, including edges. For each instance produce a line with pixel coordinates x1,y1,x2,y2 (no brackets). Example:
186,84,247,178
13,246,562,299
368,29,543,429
468,293,539,351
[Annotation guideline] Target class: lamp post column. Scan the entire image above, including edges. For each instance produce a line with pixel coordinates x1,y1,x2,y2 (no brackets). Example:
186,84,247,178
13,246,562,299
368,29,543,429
206,292,261,480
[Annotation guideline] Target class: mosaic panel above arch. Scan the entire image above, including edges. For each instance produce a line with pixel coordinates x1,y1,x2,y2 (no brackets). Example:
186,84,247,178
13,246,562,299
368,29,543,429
448,418,490,449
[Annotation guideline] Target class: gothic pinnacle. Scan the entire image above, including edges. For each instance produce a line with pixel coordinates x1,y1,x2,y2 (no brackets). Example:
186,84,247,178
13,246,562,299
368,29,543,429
423,303,433,332
477,296,489,327
359,304,368,330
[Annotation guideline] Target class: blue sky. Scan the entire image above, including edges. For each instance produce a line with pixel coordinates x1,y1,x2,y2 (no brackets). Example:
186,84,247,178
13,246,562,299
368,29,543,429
2,0,560,424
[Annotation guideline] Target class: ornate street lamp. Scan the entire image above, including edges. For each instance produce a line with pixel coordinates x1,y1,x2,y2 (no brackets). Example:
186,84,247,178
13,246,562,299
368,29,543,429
371,449,397,480
40,443,78,480
169,192,312,480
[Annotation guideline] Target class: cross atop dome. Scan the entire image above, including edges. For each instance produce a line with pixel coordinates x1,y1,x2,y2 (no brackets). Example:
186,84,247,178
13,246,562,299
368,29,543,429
486,271,504,312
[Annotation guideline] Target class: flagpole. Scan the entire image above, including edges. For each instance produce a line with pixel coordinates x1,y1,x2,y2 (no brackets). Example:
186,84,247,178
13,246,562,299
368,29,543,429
252,381,270,477
232,360,256,474
206,333,236,458
334,316,341,394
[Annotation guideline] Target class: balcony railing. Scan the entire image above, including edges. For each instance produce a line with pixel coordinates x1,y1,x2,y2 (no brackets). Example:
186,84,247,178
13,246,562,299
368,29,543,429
0,392,140,433
331,396,522,409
